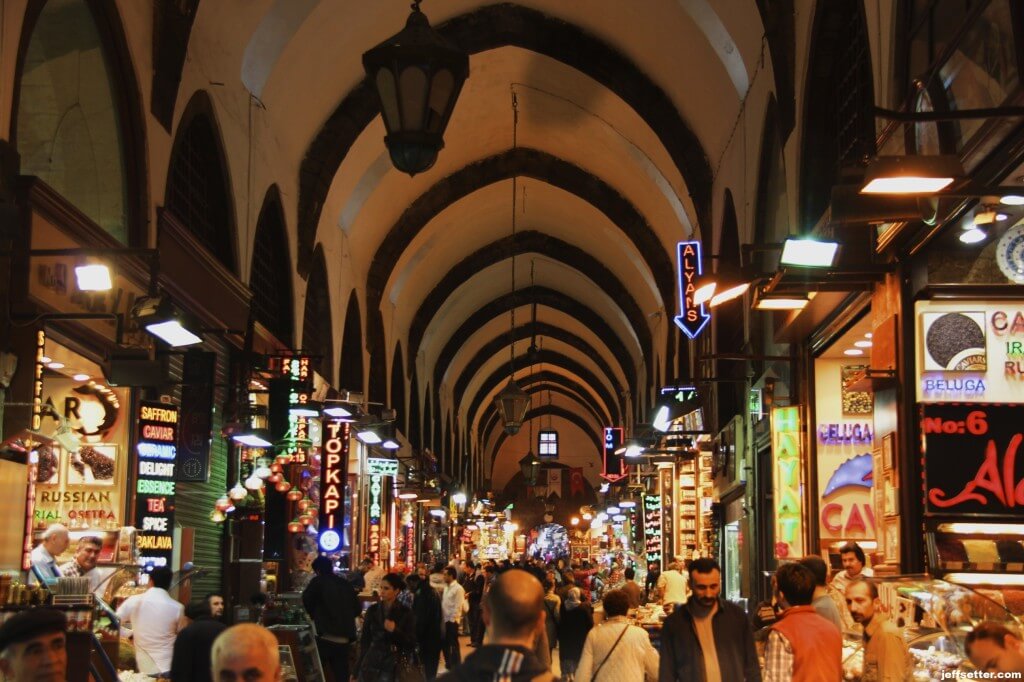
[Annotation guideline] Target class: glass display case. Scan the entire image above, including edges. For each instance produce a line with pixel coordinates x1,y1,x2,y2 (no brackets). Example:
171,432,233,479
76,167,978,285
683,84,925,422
841,575,1022,680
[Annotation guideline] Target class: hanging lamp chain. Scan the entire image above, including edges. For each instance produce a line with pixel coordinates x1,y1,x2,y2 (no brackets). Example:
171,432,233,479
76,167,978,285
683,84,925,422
508,89,519,379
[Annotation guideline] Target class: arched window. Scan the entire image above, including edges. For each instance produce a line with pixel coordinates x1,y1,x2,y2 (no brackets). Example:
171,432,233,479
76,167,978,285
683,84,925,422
302,246,333,381
391,343,406,434
250,186,294,345
339,292,364,392
16,0,139,242
165,93,236,272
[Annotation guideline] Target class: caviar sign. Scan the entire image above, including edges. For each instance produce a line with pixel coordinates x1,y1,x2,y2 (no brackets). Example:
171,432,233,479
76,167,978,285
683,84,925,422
318,419,350,552
135,401,178,567
922,404,1024,516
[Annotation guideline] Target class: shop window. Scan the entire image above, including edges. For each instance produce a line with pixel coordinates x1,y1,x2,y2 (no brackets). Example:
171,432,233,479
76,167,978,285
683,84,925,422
302,247,333,381
165,98,236,273
249,187,294,346
16,0,129,242
538,430,558,459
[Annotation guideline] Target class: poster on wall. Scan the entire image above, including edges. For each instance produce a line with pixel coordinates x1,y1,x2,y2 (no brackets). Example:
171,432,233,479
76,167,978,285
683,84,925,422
921,403,1024,516
916,301,1024,402
771,406,805,559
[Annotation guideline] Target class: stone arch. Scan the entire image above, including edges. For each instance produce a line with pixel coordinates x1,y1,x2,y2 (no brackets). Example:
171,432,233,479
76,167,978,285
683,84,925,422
250,185,294,346
391,342,406,434
302,245,333,381
338,291,364,392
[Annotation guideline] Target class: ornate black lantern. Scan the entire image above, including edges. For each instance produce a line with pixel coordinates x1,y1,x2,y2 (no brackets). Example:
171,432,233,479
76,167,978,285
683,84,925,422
495,377,530,435
362,1,470,175
519,451,540,486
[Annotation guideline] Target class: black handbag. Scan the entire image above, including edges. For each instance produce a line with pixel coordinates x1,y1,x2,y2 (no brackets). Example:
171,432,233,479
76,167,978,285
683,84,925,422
393,649,426,682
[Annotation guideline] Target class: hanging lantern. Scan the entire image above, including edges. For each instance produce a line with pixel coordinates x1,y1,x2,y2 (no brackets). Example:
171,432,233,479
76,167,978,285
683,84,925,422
361,0,470,175
275,480,292,493
244,474,264,491
267,473,282,484
214,496,232,512
228,482,248,501
286,489,303,502
495,378,530,435
254,462,272,479
297,497,312,512
287,518,303,533
307,508,318,518
519,451,541,486
270,462,283,474
275,454,292,466
210,509,227,523
299,513,314,526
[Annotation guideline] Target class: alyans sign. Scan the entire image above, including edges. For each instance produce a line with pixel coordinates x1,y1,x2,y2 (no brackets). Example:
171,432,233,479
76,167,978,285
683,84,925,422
135,401,178,567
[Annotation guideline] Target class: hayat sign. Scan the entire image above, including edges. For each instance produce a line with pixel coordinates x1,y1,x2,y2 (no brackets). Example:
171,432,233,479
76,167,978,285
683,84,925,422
922,404,1024,516
916,301,1024,403
135,401,179,567
772,406,805,558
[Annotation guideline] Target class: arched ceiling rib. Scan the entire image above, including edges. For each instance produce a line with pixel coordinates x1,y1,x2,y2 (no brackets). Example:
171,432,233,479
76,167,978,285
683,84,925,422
479,371,614,438
489,405,603,463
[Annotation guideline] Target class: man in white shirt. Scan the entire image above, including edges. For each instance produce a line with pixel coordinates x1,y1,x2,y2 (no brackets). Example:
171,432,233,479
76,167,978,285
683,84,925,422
116,567,185,675
829,542,874,595
363,558,385,595
29,523,69,585
58,536,104,596
441,566,466,669
657,560,689,607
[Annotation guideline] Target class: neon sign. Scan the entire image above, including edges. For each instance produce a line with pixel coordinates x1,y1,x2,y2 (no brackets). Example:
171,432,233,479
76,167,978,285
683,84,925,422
643,494,662,564
367,457,399,476
318,418,349,552
601,427,627,482
135,401,179,567
771,406,804,559
673,240,710,339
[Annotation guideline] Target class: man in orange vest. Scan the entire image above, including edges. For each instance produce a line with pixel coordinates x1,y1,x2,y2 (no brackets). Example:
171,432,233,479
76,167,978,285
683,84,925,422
763,562,842,681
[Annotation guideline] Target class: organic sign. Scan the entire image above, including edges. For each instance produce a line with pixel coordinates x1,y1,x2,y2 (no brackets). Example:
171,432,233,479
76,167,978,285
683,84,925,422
318,419,350,552
673,241,710,339
135,401,179,567
772,406,805,559
922,404,1024,516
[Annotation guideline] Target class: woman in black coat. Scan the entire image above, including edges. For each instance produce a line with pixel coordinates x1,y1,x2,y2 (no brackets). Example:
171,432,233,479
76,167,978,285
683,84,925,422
557,590,594,678
407,574,443,679
355,573,419,682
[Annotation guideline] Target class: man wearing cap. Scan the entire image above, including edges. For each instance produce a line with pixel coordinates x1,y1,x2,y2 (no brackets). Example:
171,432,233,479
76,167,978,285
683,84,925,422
29,523,69,584
0,608,67,681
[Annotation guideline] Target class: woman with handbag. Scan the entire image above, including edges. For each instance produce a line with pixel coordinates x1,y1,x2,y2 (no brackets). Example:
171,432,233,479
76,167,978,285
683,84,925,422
574,590,658,682
354,573,424,682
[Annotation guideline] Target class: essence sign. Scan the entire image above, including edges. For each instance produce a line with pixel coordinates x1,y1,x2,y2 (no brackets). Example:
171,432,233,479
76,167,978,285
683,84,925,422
318,419,350,552
135,401,179,567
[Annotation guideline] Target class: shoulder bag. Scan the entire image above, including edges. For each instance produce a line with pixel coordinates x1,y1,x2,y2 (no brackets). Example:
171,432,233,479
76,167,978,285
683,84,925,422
591,624,629,680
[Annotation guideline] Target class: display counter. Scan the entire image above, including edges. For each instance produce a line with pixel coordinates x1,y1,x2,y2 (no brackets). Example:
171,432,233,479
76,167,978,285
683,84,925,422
840,575,1022,680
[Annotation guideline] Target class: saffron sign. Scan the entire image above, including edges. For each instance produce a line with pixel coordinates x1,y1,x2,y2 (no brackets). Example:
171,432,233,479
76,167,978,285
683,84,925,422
922,404,1024,516
135,401,179,567
318,419,350,552
673,241,711,339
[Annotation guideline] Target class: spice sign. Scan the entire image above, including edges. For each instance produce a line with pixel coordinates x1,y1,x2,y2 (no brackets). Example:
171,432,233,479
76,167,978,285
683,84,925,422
318,419,350,552
922,404,1024,516
771,406,805,559
135,401,178,567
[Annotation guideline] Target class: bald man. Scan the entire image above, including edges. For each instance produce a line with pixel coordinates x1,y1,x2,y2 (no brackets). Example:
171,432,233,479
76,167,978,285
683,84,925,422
29,523,70,584
438,568,555,681
211,623,282,681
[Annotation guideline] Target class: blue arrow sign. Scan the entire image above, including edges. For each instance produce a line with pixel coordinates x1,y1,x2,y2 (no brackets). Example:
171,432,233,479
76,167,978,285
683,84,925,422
674,240,711,338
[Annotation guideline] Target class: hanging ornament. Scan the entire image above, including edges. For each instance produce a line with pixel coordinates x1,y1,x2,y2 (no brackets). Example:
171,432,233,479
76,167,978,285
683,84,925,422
228,482,248,501
214,496,232,512
299,513,314,526
286,489,303,502
275,454,292,466
244,473,264,491
275,480,292,493
306,508,318,519
270,463,283,474
254,462,272,479
268,473,282,483
297,497,312,512
210,509,227,523
287,518,303,533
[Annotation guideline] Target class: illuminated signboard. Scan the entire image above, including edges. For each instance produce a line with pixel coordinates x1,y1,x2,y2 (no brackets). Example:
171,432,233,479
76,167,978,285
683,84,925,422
922,404,1024,516
643,494,662,564
23,331,46,571
318,419,350,552
659,467,675,560
601,427,627,482
673,240,710,339
771,406,805,560
135,401,179,567
368,474,383,559
367,458,400,476
272,355,312,464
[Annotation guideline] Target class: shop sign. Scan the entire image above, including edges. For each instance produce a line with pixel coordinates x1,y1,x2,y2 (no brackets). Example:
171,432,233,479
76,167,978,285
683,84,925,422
272,355,313,463
922,404,1024,515
673,240,710,339
601,427,627,482
817,423,873,445
135,401,178,567
368,474,383,560
771,406,805,559
318,419,350,552
367,457,399,477
916,302,1024,402
643,494,662,564
659,467,674,560
749,389,763,420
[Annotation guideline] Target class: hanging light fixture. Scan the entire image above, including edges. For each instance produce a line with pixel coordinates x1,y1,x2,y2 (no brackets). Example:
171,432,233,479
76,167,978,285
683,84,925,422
362,0,470,175
495,91,530,435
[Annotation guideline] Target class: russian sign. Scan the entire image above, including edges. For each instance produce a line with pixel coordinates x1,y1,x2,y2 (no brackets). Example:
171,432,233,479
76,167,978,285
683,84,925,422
601,427,627,482
135,401,179,567
673,241,711,339
772,406,805,559
318,419,350,552
922,403,1024,516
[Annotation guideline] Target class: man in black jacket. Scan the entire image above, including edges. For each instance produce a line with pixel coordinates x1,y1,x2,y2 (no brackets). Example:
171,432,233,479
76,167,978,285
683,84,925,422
438,569,554,682
170,601,227,682
408,574,443,679
464,562,486,646
658,558,761,682
302,556,361,682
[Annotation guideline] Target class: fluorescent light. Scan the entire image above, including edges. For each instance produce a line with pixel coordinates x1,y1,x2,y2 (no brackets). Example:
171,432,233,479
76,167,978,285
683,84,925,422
75,264,113,291
863,176,954,194
612,514,627,522
780,238,839,267
452,492,467,505
937,523,1024,535
854,340,872,348
357,430,382,444
652,405,671,432
46,362,65,369
754,297,809,311
323,406,353,418
1000,195,1024,206
865,332,873,338
72,373,90,381
624,444,645,458
692,281,716,306
430,508,446,517
618,500,637,508
844,349,864,356
290,406,320,417
709,282,751,307
146,320,202,347
945,573,1024,587
606,506,620,515
599,482,610,493
397,491,418,500
959,227,987,244
381,438,401,450
233,433,274,447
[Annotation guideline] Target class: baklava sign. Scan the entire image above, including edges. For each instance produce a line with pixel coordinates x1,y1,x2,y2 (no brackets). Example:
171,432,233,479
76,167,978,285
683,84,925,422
135,401,178,567
922,403,1024,516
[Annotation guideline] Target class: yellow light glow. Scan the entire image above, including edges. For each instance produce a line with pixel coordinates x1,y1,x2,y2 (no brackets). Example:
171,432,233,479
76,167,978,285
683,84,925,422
945,573,1024,587
692,282,716,306
755,297,809,311
937,523,1024,535
861,176,954,194
709,282,750,307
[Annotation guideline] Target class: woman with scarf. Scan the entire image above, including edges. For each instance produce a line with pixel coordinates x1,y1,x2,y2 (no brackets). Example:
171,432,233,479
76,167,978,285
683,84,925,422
355,573,422,682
